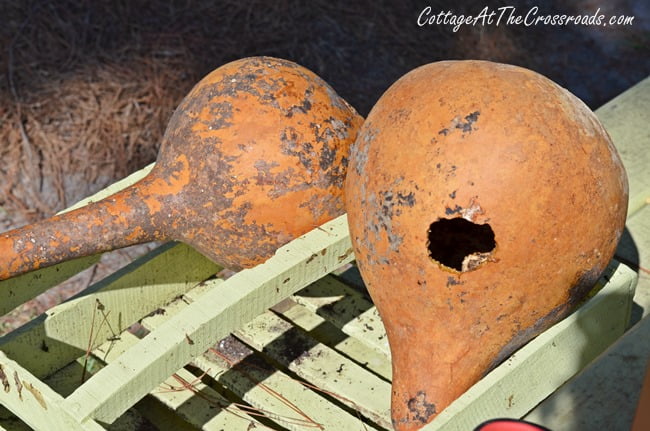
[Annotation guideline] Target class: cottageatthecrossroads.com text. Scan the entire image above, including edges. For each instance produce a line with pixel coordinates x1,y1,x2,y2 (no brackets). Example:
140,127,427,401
418,6,635,32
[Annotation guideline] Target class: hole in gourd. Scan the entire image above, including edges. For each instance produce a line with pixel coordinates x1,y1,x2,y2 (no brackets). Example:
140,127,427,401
427,218,496,272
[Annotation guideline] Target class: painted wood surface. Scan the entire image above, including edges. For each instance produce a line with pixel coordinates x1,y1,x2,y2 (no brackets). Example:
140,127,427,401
525,313,650,431
618,205,650,316
291,275,390,356
95,330,266,431
0,351,103,431
235,309,393,428
0,223,638,430
277,298,393,379
60,214,354,424
140,281,379,430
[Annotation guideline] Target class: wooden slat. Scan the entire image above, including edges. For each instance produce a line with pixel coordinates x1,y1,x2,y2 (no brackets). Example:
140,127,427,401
0,351,104,431
15,294,263,431
596,76,650,217
43,242,219,351
45,314,265,430
0,242,218,379
292,276,390,356
421,261,637,430
235,310,393,429
140,282,377,430
61,214,354,424
0,256,100,317
524,313,650,430
0,417,31,431
95,331,266,431
196,345,382,430
276,299,392,380
617,205,650,316
42,344,215,431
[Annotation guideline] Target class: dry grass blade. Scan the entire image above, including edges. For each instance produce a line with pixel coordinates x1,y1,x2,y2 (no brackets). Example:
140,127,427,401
209,346,325,430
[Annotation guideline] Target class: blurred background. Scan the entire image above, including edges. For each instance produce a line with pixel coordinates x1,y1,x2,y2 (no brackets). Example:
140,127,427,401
0,0,648,328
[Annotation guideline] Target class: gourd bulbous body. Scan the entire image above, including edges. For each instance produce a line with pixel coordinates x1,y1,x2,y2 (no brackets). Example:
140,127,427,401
345,60,628,430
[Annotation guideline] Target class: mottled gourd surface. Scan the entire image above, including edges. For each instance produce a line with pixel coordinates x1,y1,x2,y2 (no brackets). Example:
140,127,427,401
149,57,363,269
345,60,628,430
0,57,363,279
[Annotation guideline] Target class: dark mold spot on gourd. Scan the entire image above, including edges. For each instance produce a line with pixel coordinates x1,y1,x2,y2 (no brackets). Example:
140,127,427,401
365,188,418,256
567,267,603,307
406,391,437,424
438,111,481,137
455,111,480,133
351,125,378,176
397,192,416,207
285,87,314,118
319,143,337,171
445,204,463,216
280,126,316,171
206,101,234,129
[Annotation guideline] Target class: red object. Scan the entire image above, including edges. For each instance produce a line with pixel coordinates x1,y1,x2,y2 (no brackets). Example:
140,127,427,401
474,418,551,431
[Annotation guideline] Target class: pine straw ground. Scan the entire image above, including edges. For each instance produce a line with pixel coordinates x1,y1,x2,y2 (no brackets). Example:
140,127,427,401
0,1,648,334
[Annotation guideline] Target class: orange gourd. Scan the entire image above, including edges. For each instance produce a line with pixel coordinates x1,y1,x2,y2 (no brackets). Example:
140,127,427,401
0,56,363,280
345,60,628,430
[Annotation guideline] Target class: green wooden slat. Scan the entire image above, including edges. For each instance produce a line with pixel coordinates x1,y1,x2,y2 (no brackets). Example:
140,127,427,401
139,285,376,430
42,359,185,431
18,294,262,431
196,346,382,430
43,242,219,351
617,205,650,318
60,214,354,424
524,313,650,430
0,351,105,431
0,416,30,431
44,310,265,430
276,299,392,380
0,255,101,317
96,331,265,431
235,310,393,429
292,276,390,356
0,316,84,386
